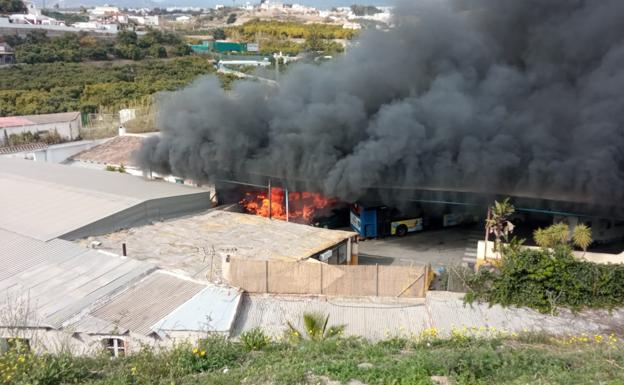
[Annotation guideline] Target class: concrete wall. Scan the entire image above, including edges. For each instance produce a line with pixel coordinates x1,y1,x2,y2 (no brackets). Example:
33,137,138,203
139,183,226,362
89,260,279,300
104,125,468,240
0,327,215,356
476,240,624,268
3,116,81,141
223,257,429,298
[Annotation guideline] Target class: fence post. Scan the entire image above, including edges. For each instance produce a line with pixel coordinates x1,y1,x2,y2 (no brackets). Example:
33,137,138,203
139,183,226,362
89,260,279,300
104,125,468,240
376,264,379,297
265,260,269,293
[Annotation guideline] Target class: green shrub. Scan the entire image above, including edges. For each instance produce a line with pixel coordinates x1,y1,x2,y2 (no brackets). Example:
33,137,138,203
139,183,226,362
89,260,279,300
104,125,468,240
466,245,624,313
192,334,246,372
240,327,271,351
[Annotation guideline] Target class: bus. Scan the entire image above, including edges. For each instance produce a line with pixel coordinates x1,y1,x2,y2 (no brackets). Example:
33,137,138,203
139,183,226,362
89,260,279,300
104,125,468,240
350,204,423,238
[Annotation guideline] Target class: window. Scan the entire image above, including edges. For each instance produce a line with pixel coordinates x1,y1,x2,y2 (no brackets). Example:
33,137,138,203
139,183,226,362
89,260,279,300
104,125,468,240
103,338,126,357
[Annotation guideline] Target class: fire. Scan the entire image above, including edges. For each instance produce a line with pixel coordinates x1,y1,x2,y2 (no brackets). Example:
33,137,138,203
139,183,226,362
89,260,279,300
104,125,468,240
239,187,336,223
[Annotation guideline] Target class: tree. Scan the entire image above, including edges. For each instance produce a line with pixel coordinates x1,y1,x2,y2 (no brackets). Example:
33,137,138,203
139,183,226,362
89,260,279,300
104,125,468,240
213,28,226,40
116,30,138,46
226,13,237,25
572,224,592,252
350,4,381,16
534,222,592,252
0,0,26,14
305,26,323,52
485,198,515,254
286,312,344,342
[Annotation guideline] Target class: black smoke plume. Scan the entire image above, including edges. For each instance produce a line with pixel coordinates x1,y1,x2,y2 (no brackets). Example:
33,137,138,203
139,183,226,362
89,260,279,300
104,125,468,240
137,0,624,207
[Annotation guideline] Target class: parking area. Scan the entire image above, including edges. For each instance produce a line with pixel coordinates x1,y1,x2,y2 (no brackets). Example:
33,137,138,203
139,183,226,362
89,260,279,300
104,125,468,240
357,225,483,268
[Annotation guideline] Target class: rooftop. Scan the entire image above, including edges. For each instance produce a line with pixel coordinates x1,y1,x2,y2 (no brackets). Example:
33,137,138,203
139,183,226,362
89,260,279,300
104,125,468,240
0,228,242,336
0,158,212,241
80,210,356,280
76,271,242,336
70,135,145,167
232,292,624,340
0,228,155,329
0,112,80,129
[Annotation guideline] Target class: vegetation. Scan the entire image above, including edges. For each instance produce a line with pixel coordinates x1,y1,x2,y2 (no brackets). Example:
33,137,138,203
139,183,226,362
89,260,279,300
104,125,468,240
1,329,623,385
466,244,624,313
0,0,25,14
468,198,624,314
3,129,61,147
220,19,356,55
286,313,345,342
41,9,88,24
225,20,357,40
240,327,271,351
0,56,217,116
105,164,126,173
3,29,190,64
350,5,382,16
534,222,593,252
485,198,516,254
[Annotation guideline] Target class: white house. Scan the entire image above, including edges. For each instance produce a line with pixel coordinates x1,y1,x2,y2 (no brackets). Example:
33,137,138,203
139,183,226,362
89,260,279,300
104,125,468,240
0,112,82,142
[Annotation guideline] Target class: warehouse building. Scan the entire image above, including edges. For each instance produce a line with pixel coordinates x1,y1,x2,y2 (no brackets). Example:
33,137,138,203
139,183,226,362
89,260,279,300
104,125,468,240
0,227,242,355
80,210,359,281
0,112,82,143
0,158,213,241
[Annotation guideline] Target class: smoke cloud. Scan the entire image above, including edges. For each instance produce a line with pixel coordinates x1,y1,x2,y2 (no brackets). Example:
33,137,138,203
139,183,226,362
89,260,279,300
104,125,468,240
137,0,624,206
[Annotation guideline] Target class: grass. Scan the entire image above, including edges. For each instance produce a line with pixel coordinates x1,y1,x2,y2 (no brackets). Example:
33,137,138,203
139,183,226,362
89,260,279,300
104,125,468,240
2,331,624,385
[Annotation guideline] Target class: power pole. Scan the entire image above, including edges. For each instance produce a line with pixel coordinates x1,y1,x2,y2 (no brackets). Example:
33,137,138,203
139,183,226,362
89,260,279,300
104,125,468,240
267,179,272,219
285,187,289,222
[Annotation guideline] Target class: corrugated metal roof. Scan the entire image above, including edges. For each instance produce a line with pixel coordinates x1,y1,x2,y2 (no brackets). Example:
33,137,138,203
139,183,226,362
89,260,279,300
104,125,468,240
232,294,428,340
233,292,624,340
0,143,48,155
152,284,242,334
0,229,156,329
90,272,206,335
0,158,211,241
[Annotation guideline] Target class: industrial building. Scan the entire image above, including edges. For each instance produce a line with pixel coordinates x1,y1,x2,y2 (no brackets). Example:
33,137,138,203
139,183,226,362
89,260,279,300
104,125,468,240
0,227,241,355
0,158,235,354
0,158,213,241
79,210,359,281
0,111,82,142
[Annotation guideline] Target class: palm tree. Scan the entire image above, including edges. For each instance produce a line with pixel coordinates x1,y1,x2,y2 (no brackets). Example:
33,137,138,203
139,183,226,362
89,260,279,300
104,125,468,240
485,198,515,255
533,222,592,252
572,224,592,252
533,223,569,249
286,312,345,342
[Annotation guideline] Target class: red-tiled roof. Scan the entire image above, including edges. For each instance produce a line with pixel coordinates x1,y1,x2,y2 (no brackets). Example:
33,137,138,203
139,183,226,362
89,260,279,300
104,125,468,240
0,112,80,128
71,135,144,167
0,117,34,128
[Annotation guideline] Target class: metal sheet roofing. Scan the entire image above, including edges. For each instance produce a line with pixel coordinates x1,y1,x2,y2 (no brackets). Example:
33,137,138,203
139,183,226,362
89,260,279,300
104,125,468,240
232,292,624,340
232,294,428,340
0,228,156,329
0,158,211,241
152,284,242,334
89,272,206,335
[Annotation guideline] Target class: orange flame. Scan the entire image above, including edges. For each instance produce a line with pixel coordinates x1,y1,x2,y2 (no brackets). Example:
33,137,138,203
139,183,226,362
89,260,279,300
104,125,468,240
239,188,336,223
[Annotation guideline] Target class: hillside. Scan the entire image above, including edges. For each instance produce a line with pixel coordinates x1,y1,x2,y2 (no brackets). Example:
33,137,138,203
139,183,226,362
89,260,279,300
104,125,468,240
3,329,623,384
